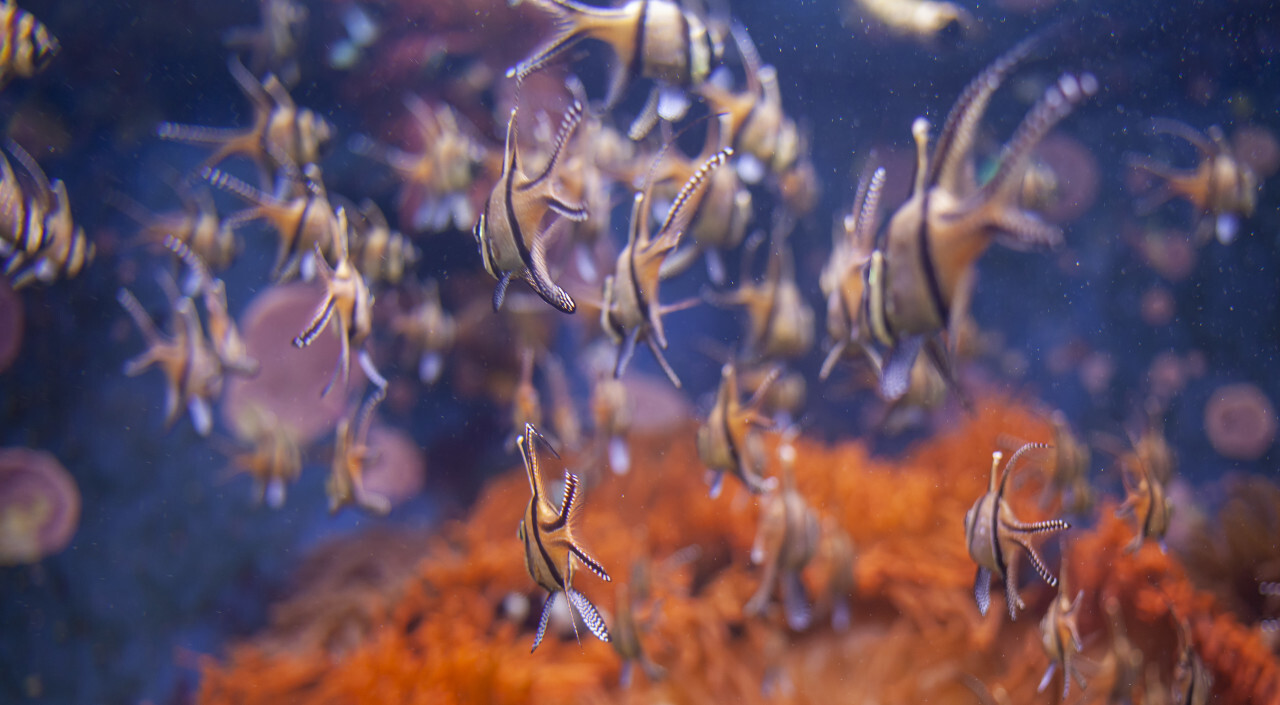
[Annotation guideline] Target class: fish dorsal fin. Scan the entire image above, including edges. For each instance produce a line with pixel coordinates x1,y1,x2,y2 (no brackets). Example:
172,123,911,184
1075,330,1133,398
655,147,732,249
526,99,584,189
501,108,519,177
353,381,388,449
926,33,1041,192
999,442,1050,499
552,469,579,530
518,423,544,498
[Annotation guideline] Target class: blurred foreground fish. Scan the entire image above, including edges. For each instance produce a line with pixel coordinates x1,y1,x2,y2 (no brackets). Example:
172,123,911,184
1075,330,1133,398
845,0,976,46
1129,119,1258,245
473,99,586,314
964,442,1070,619
0,0,58,90
516,423,611,651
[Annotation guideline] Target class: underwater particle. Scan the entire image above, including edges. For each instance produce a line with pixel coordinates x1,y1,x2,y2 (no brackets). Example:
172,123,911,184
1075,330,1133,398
1032,134,1100,224
0,448,80,565
0,277,21,373
1140,285,1176,327
1204,383,1277,462
222,283,359,445
360,425,426,510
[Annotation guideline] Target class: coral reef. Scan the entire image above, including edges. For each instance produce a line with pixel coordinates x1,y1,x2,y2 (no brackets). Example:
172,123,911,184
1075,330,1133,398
196,398,1280,704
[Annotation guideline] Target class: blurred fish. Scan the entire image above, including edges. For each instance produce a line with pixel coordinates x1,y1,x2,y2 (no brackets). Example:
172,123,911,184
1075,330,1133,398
696,363,777,497
845,0,976,46
589,360,632,476
1038,560,1086,698
544,352,585,453
821,517,856,632
162,235,259,377
744,434,820,631
108,176,238,273
1,140,93,290
0,0,58,90
516,423,611,651
602,144,731,387
160,56,333,187
510,0,717,111
117,287,223,437
710,219,814,362
1170,605,1211,705
819,164,886,380
1129,119,1258,245
1098,596,1144,705
611,558,666,687
204,163,337,281
346,199,419,287
473,99,587,314
964,442,1070,619
291,207,375,396
868,37,1095,402
224,403,302,508
511,346,543,448
349,96,484,233
327,382,391,515
1046,411,1093,514
1115,442,1173,554
390,279,456,384
224,0,307,86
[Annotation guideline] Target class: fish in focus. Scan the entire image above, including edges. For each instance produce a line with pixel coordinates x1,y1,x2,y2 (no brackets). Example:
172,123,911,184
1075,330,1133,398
601,144,731,387
964,442,1070,619
0,0,58,90
1129,118,1258,245
515,423,611,651
696,363,778,498
1037,560,1086,698
160,56,333,187
473,99,587,314
291,207,375,396
867,35,1096,402
510,0,718,111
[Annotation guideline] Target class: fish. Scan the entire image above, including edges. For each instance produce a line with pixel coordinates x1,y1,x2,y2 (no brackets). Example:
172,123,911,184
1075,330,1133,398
511,346,544,448
349,95,484,233
1115,442,1173,554
601,144,731,387
1037,560,1086,698
346,198,419,287
0,0,59,90
1170,606,1211,705
869,36,1096,402
203,163,338,281
117,287,224,437
159,56,333,187
544,352,585,453
696,25,799,180
819,164,887,380
1,140,93,290
390,279,456,384
1045,410,1094,514
611,558,666,687
223,0,307,87
509,0,717,111
291,207,375,396
844,0,976,46
696,362,778,497
964,442,1071,619
710,218,814,362
327,382,391,515
1099,596,1144,705
1129,119,1258,245
161,235,260,377
515,423,611,651
224,403,302,508
473,99,587,315
589,364,632,476
744,434,820,631
821,517,857,632
108,176,238,273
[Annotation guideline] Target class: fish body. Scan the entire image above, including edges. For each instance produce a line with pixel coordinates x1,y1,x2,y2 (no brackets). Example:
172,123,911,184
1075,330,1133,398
820,166,886,380
1171,611,1212,705
717,233,814,362
1038,563,1086,698
160,56,333,186
162,235,259,377
964,443,1070,619
2,141,93,289
1131,120,1258,244
348,199,419,287
603,145,731,387
118,288,224,437
512,0,716,109
696,363,776,497
328,384,391,515
1116,451,1173,553
866,37,1095,400
291,207,375,396
745,440,820,630
124,181,238,273
473,100,587,314
0,0,58,89
515,423,611,651
228,405,302,508
1045,411,1093,514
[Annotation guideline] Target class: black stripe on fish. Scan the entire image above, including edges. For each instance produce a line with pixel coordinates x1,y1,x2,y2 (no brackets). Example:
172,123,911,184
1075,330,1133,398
630,0,650,79
915,190,950,326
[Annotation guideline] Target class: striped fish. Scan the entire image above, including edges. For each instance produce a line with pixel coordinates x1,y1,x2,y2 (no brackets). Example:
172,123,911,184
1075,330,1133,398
0,0,58,89
695,363,777,498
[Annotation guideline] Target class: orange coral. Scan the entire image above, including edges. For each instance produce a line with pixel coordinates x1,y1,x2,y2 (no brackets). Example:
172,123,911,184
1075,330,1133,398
199,399,1280,705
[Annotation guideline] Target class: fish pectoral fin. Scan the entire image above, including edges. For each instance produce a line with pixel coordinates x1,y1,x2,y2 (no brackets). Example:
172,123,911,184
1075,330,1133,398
531,592,557,653
567,588,611,643
879,336,924,401
973,565,991,616
614,327,641,379
645,334,682,388
1038,662,1058,694
492,270,513,311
